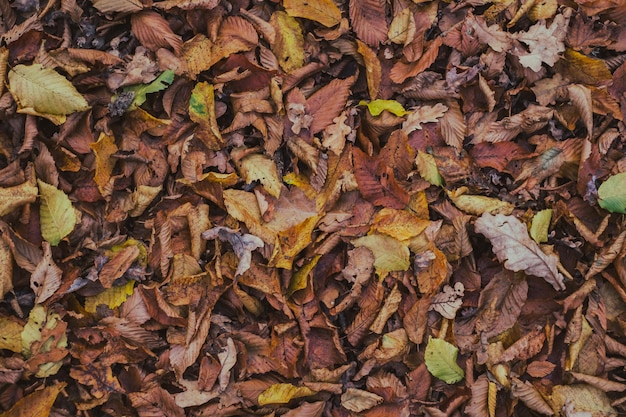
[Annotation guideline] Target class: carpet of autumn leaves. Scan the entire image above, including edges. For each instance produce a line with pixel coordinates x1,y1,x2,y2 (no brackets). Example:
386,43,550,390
3,0,626,415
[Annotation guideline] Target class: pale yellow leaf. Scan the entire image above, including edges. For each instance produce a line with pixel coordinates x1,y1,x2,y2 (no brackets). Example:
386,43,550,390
84,280,135,313
0,317,23,352
352,233,410,277
283,0,342,27
270,11,304,73
38,180,77,246
0,181,38,216
8,64,89,116
237,153,282,198
446,187,514,215
258,383,317,405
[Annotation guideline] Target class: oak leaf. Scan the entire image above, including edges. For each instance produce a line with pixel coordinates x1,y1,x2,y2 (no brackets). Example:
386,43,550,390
474,213,565,290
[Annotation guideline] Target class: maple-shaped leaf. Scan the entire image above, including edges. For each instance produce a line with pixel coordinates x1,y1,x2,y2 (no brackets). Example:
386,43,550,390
8,63,89,123
514,16,567,71
475,213,565,290
38,180,77,246
202,226,264,276
349,0,388,47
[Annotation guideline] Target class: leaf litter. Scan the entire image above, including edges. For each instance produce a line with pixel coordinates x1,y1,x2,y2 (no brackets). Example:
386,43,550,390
1,0,626,415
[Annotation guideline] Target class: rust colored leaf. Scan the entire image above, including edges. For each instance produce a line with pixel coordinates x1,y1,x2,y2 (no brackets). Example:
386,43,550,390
306,77,355,134
352,147,410,209
131,11,183,54
349,0,388,47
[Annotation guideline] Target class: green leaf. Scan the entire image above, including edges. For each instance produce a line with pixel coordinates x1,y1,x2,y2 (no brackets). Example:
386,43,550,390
124,70,175,110
424,336,465,384
38,180,76,246
598,172,626,214
359,99,408,117
530,209,552,243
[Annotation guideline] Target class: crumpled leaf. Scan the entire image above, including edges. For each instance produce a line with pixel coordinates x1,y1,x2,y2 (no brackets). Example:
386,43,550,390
341,388,383,412
8,63,89,123
429,282,464,319
549,384,615,416
202,226,264,276
424,336,465,384
21,304,68,377
475,213,565,291
38,180,77,246
514,17,566,71
598,172,626,213
510,377,554,415
258,383,317,405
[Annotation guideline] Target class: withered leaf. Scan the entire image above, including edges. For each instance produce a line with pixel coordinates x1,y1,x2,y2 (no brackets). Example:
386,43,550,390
202,226,264,276
475,213,565,290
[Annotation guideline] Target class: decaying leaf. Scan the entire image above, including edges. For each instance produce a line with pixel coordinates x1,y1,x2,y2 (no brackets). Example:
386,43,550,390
202,226,264,276
475,213,565,290
429,282,464,319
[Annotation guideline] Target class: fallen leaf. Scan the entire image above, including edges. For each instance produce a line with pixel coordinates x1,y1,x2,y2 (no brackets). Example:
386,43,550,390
424,336,465,384
202,226,264,276
0,383,66,417
475,213,565,290
38,180,77,246
341,387,383,412
258,383,317,405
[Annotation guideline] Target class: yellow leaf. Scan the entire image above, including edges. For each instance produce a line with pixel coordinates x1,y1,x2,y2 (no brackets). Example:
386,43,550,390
370,208,430,241
0,47,8,97
283,0,342,27
446,187,514,215
0,238,12,299
0,317,23,352
549,384,615,416
0,383,66,417
189,82,224,151
559,49,612,85
237,153,282,198
258,383,316,405
84,280,135,313
8,64,89,116
223,189,276,244
270,11,305,73
20,304,68,377
38,180,76,246
388,8,415,45
129,184,162,217
416,151,443,186
357,40,382,100
0,181,38,217
352,234,410,278
90,132,118,196
287,254,321,297
530,209,552,243
271,216,318,270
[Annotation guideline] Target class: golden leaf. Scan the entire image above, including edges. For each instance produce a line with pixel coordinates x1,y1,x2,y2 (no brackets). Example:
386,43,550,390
0,383,66,417
90,132,118,196
352,233,410,278
258,383,317,406
283,0,342,27
0,182,38,217
270,11,305,73
357,40,382,100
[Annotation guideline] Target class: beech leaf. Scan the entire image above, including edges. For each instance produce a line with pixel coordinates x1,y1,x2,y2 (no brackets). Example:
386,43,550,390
0,182,38,216
352,233,410,278
474,213,565,290
283,0,342,27
258,383,317,405
598,172,626,214
38,180,77,246
8,64,89,118
424,337,465,384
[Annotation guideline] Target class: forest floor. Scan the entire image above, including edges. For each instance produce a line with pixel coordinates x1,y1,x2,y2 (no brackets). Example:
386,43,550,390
1,0,626,416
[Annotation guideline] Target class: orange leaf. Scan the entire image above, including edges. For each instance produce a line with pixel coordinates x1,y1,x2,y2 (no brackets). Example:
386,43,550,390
306,77,355,134
1,383,66,417
390,36,443,84
349,0,388,46
131,11,183,54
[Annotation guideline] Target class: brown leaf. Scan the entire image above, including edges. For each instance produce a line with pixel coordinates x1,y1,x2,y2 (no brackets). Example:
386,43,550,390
510,377,554,415
306,77,355,134
352,147,410,209
30,242,62,304
475,213,565,290
131,11,183,54
1,383,66,417
349,0,388,47
390,36,443,84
